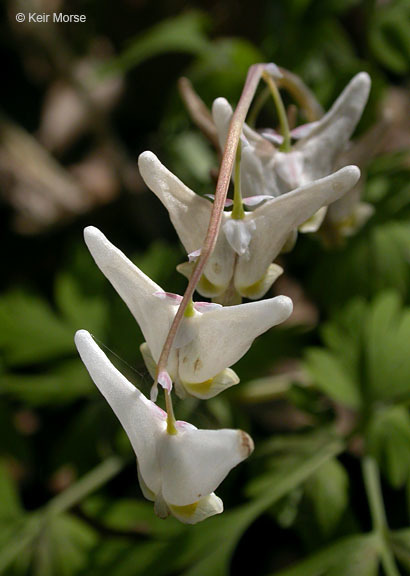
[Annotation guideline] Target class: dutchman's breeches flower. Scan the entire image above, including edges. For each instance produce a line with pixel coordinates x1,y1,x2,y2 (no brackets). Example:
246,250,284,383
138,152,360,300
83,227,293,400
212,72,371,233
213,72,370,195
75,330,254,524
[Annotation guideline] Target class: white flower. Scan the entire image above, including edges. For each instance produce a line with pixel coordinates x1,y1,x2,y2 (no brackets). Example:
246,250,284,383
83,226,293,399
138,152,360,300
75,330,254,524
212,72,370,233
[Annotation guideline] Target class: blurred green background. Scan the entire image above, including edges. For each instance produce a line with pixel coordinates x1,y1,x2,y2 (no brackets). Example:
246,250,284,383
0,0,409,574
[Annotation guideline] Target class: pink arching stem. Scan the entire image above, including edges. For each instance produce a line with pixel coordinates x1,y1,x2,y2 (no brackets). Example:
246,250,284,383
155,63,267,386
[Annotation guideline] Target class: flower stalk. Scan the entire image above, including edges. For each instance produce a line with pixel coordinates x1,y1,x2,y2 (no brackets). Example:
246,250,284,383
231,140,245,220
262,70,291,152
165,391,177,435
154,63,267,387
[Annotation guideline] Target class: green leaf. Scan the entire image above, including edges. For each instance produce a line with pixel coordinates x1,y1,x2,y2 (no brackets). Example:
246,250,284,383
304,458,349,537
308,219,410,309
0,514,40,574
370,0,410,74
0,291,74,367
0,360,94,406
305,293,410,409
103,12,210,74
365,292,410,403
84,539,171,576
367,406,410,488
273,534,380,576
187,38,264,101
369,223,410,298
305,349,360,409
235,371,303,404
167,130,216,184
30,514,97,576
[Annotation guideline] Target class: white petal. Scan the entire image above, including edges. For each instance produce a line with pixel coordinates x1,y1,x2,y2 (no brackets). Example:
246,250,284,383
240,145,268,198
160,428,254,506
182,368,240,400
75,330,165,495
204,194,233,208
168,493,223,524
299,206,327,233
281,229,298,253
176,261,228,298
211,97,232,151
260,130,284,145
178,295,293,384
193,301,222,313
212,98,273,159
137,464,156,502
236,263,283,300
242,195,275,207
153,291,182,305
275,151,305,190
295,72,371,179
138,151,211,254
234,166,361,290
83,226,176,364
212,98,279,199
139,152,235,290
223,218,256,257
139,342,157,380
154,491,170,519
290,121,320,140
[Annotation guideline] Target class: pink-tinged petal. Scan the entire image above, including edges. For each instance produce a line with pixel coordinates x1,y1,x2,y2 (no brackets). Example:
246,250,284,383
261,130,284,146
158,370,173,393
204,194,233,208
176,420,197,431
290,121,320,140
153,291,183,305
193,301,223,313
150,402,167,420
188,248,201,262
242,195,275,207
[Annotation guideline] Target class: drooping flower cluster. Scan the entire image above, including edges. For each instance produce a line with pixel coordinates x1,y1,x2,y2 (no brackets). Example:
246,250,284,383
138,153,360,301
75,64,370,524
